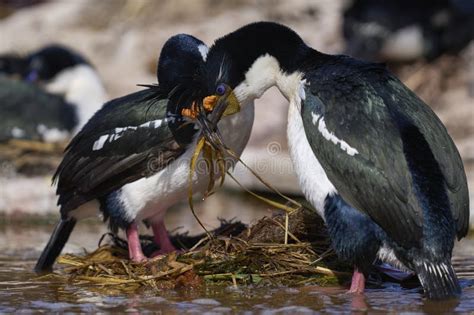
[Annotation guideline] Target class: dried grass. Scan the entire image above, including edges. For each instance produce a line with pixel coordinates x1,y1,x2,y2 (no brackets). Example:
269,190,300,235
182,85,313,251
0,139,65,175
47,208,350,292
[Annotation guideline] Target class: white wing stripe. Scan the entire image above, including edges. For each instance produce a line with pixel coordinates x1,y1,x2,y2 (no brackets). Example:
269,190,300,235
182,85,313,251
92,135,109,151
311,112,359,156
92,118,166,151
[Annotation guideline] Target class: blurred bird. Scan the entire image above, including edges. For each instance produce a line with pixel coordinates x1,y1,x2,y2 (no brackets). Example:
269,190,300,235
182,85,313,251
199,22,469,300
0,44,107,143
0,77,76,143
343,0,474,62
34,34,254,272
0,54,27,78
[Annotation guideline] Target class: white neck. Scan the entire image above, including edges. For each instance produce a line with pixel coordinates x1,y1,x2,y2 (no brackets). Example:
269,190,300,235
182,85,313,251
232,54,335,216
45,65,108,133
233,54,305,106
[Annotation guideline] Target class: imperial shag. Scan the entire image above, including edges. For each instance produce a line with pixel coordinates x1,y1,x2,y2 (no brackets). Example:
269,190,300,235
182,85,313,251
34,34,254,272
0,77,77,142
0,44,107,142
200,22,469,300
343,0,474,62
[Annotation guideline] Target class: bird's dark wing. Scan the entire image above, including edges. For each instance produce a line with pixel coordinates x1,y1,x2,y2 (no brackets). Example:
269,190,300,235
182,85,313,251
381,76,469,239
302,61,468,247
0,77,77,141
55,87,196,215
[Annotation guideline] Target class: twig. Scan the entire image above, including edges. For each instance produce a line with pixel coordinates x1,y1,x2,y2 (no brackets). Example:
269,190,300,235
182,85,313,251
268,217,302,243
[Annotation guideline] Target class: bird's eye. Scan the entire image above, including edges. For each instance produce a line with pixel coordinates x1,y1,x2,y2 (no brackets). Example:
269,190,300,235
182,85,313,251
25,70,38,82
215,83,226,96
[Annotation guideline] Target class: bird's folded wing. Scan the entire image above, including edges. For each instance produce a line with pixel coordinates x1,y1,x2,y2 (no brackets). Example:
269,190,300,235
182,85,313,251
302,75,423,249
54,88,192,214
383,77,469,239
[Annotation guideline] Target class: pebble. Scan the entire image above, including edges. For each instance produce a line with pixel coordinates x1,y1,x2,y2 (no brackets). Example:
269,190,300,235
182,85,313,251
260,306,314,314
285,288,300,294
191,298,221,306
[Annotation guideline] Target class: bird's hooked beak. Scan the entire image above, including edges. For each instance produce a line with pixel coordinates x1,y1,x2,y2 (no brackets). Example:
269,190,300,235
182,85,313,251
182,84,240,128
204,86,240,122
180,85,240,148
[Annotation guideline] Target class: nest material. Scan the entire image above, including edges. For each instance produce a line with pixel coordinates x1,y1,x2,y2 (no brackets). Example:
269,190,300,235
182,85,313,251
0,139,66,175
49,208,350,291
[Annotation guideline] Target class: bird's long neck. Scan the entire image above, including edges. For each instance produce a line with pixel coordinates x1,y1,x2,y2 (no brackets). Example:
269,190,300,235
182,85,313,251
232,49,327,105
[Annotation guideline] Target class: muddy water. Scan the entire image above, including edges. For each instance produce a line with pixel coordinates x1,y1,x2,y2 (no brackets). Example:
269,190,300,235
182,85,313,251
0,192,473,313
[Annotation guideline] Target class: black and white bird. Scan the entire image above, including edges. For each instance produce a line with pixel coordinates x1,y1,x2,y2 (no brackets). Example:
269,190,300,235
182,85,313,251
0,77,77,142
34,34,255,272
343,0,474,62
199,22,469,300
0,45,107,142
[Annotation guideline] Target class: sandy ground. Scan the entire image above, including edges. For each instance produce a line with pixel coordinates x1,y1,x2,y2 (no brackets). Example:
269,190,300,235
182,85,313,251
0,0,472,225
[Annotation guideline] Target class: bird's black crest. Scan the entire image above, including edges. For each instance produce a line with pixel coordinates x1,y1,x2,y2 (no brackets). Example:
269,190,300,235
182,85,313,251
204,22,311,91
27,44,90,81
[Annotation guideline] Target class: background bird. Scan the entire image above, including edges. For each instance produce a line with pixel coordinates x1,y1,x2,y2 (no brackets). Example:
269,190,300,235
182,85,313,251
34,34,255,272
343,0,474,62
0,44,107,143
198,21,469,300
0,77,76,143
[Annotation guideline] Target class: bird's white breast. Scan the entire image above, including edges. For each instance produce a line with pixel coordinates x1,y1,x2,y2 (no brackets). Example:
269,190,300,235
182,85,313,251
287,100,336,219
45,64,108,133
119,101,255,222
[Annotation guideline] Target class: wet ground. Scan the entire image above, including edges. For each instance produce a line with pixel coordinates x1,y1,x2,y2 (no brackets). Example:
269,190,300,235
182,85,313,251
0,192,473,313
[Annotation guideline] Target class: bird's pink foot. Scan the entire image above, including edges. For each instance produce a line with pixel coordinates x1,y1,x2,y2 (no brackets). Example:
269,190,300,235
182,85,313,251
126,222,147,263
150,219,178,257
348,267,365,294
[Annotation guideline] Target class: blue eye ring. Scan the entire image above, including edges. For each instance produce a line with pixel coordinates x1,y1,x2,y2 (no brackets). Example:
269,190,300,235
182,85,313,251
25,70,39,82
215,83,226,96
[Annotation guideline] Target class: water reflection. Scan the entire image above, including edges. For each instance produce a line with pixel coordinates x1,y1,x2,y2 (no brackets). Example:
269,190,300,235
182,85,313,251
0,260,473,313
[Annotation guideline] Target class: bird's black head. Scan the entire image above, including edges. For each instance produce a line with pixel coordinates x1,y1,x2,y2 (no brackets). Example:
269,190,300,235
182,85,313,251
191,21,312,120
155,34,209,120
155,33,240,142
157,34,208,93
204,22,308,93
0,54,28,78
25,44,89,82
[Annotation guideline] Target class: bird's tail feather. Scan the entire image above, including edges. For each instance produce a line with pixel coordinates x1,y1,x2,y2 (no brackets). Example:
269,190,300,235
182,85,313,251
34,218,76,273
415,260,461,300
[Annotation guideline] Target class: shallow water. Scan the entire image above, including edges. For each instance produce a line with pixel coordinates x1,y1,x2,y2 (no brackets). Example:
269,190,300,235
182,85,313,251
0,193,473,313
0,254,473,313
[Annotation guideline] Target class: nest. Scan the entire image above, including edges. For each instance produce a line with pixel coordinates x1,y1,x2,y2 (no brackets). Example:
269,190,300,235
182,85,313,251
0,139,66,175
46,208,350,292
